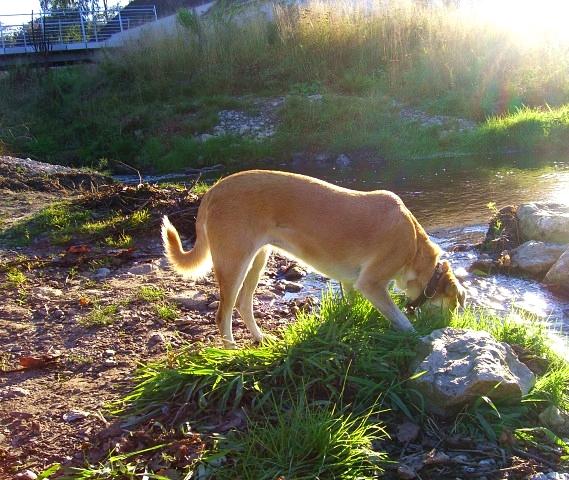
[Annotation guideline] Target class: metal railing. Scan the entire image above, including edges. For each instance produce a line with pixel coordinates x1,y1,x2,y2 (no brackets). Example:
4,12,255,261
0,5,158,55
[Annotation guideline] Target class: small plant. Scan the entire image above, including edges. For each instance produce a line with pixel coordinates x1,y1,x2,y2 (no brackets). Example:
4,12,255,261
129,209,151,228
6,267,27,287
79,304,119,328
155,302,179,322
138,285,166,302
105,232,134,249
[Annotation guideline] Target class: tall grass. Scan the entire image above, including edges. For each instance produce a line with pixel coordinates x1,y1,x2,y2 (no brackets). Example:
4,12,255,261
105,0,569,118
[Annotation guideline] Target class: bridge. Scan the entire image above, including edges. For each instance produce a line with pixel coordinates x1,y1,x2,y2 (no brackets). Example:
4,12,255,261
0,5,158,68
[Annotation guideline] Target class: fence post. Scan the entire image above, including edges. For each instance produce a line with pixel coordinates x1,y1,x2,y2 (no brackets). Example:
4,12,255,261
1,27,4,54
79,7,87,46
23,27,27,50
93,15,98,43
153,5,158,21
118,11,124,32
58,19,62,43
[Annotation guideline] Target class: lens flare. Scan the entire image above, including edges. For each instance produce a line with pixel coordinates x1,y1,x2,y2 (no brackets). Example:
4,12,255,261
462,0,569,45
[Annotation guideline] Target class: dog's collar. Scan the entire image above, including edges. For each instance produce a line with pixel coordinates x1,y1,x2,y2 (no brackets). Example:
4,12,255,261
405,262,445,314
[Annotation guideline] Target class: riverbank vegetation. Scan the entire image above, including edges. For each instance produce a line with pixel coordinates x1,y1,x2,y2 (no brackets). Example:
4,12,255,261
51,292,569,478
2,0,569,170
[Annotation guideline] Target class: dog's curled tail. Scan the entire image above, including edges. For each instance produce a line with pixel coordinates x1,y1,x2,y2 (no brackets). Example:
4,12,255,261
161,214,212,279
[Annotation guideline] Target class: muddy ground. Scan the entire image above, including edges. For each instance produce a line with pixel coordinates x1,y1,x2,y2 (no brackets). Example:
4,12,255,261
0,159,310,477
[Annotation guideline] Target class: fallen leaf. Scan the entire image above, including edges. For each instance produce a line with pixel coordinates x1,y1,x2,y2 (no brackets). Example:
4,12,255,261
79,297,91,307
19,354,59,369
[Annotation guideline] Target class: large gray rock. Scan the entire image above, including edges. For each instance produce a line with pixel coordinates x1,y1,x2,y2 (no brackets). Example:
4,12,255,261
510,241,567,277
411,328,535,416
544,246,569,289
517,203,569,244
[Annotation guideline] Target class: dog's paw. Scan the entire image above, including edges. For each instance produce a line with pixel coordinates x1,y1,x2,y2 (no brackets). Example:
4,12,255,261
222,339,238,350
255,333,278,345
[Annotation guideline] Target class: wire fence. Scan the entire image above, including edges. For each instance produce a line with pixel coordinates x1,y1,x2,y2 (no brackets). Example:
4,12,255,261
0,5,157,55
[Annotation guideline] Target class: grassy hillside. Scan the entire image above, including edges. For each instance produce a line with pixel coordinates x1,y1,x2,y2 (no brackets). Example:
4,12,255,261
2,0,569,171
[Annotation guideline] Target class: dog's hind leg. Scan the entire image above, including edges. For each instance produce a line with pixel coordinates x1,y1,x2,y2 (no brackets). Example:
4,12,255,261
212,243,258,349
236,246,271,343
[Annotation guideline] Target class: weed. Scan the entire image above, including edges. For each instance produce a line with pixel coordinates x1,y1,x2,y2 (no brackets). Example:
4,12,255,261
79,304,119,328
6,267,27,288
155,302,179,322
104,232,134,249
138,285,166,302
128,209,151,228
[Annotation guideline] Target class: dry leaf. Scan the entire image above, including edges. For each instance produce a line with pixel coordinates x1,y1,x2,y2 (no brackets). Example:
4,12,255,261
19,354,59,369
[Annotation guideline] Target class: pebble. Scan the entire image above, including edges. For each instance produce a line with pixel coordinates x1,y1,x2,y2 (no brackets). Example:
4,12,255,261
63,409,90,422
283,265,306,281
104,349,116,356
34,286,64,300
148,331,166,348
208,300,220,309
52,308,65,320
103,358,117,367
172,290,208,309
128,263,156,275
335,153,352,167
95,267,111,279
15,470,37,480
281,280,303,293
0,386,31,399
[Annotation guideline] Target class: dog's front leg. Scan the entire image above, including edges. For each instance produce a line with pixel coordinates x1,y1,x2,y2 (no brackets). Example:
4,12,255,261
355,280,415,332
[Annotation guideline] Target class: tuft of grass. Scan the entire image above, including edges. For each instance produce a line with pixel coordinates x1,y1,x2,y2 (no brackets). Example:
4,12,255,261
104,232,133,249
0,202,92,247
101,291,569,478
5,267,27,288
468,104,569,154
79,304,119,328
155,302,179,322
138,285,166,302
212,402,387,480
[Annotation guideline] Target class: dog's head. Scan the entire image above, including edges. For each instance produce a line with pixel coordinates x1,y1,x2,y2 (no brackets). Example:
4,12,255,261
409,260,467,316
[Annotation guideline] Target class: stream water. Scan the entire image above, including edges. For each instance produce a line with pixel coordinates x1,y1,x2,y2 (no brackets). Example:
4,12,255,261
117,155,569,333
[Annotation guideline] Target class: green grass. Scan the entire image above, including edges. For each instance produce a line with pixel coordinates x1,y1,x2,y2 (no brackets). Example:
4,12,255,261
78,303,119,328
0,201,152,247
52,291,569,478
154,302,180,322
5,267,27,288
138,285,166,302
469,104,569,154
212,401,387,480
0,202,92,246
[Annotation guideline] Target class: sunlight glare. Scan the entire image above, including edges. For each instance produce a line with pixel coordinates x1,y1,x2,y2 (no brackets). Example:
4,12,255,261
464,0,569,45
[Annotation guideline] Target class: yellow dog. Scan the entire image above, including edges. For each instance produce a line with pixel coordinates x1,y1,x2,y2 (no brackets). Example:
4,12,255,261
163,170,465,348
